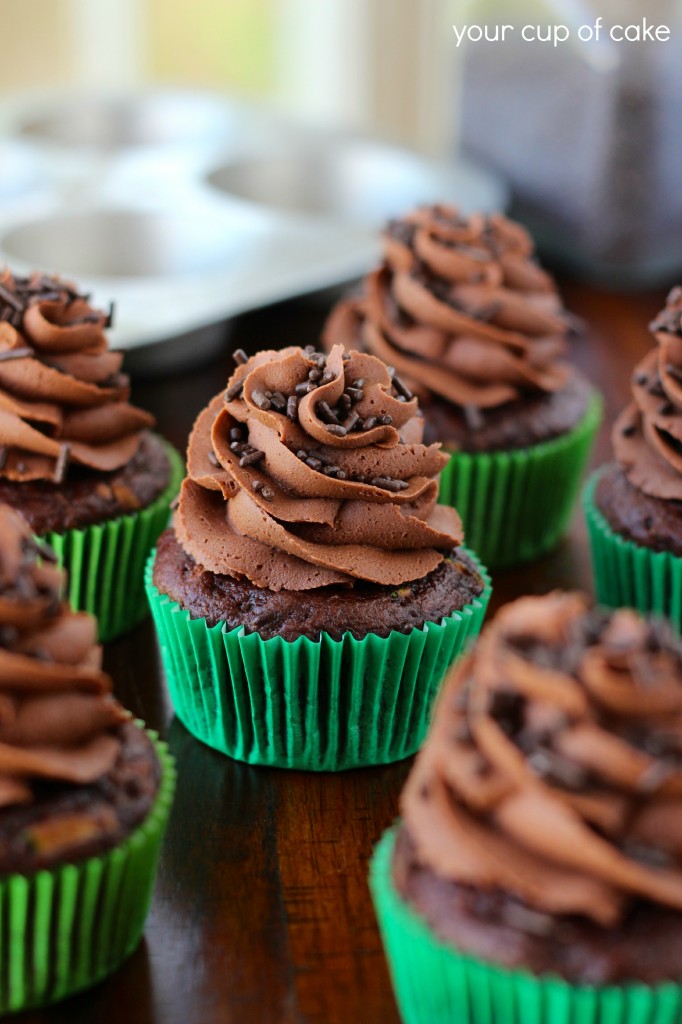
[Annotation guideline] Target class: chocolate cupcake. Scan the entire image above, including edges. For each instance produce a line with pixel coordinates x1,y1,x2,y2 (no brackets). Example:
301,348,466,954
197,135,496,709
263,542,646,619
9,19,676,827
0,504,175,1013
146,343,491,770
325,205,602,567
371,592,682,1022
0,270,183,639
585,287,682,625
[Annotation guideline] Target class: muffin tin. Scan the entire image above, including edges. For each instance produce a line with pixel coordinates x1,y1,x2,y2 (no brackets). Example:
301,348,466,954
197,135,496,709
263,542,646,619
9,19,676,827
0,89,506,368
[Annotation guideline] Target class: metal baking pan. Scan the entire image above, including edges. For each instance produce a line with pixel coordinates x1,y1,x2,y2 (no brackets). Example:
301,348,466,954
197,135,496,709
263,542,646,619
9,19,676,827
0,90,507,368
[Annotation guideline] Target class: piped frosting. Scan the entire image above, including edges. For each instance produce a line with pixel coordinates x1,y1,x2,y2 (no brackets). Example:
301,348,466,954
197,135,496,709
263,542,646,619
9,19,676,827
0,269,154,482
324,205,572,412
614,286,682,501
0,504,127,808
175,343,464,590
402,592,682,926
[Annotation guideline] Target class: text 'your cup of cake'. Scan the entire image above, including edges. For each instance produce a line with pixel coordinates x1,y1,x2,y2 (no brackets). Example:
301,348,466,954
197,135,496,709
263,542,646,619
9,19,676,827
371,591,682,1024
146,342,491,771
325,205,602,568
0,269,183,640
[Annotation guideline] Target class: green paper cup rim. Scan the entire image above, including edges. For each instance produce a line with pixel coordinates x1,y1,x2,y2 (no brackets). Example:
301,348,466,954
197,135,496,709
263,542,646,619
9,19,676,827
40,437,183,641
42,436,183,545
443,390,603,464
145,545,491,769
144,544,492,648
583,466,681,567
9,720,175,886
370,824,682,1002
438,391,602,568
0,721,175,1013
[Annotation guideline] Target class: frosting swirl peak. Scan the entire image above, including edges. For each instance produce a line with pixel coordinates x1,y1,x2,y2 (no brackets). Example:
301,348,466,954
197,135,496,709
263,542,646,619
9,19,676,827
613,286,682,500
0,269,154,482
402,592,682,926
0,504,127,808
176,343,464,590
324,205,572,412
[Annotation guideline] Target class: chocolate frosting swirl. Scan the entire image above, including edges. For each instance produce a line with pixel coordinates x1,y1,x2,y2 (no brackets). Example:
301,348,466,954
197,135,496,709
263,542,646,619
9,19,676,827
0,504,127,808
175,343,464,590
324,205,572,411
402,592,682,926
613,287,682,501
0,270,154,482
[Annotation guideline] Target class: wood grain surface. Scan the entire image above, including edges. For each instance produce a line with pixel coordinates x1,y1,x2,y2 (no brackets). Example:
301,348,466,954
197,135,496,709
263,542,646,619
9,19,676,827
20,281,667,1024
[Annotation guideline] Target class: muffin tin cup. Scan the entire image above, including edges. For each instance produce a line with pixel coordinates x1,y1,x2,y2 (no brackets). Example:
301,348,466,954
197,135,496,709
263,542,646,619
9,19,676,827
583,470,682,627
0,726,175,1015
44,438,183,643
437,393,603,570
144,549,491,771
370,826,682,1024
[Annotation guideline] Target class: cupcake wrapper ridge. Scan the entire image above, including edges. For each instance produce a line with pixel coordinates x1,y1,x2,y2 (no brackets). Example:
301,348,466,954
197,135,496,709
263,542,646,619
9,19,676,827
0,725,175,1015
145,550,491,771
370,826,682,1024
438,392,602,570
584,470,682,628
44,438,184,643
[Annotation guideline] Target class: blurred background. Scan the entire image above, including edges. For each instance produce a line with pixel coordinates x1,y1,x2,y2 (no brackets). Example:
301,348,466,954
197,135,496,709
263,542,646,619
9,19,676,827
0,0,457,154
0,0,679,368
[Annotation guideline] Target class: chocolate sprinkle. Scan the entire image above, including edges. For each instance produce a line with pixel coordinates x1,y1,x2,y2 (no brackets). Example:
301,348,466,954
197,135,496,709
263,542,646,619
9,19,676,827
286,395,299,421
0,347,33,362
317,401,339,425
370,477,409,492
391,374,413,401
239,449,265,468
251,390,272,411
225,379,244,402
463,404,484,431
53,443,71,485
232,348,248,365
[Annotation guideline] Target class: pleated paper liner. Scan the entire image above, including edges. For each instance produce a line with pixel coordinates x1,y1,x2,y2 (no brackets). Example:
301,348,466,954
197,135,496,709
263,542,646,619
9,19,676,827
584,470,682,628
43,438,184,643
438,392,602,570
145,550,491,771
0,726,175,1015
370,827,682,1024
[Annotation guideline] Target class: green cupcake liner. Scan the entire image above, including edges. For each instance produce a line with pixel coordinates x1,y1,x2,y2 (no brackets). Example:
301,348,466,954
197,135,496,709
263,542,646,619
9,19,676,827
0,725,175,1014
43,438,184,643
438,393,602,570
583,470,682,628
370,826,682,1024
145,550,491,771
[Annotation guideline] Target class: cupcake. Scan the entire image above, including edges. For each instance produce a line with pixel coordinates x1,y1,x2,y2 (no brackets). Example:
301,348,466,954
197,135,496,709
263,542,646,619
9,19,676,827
146,343,491,770
324,205,602,568
0,503,174,1012
371,591,682,1023
0,269,183,640
586,287,682,626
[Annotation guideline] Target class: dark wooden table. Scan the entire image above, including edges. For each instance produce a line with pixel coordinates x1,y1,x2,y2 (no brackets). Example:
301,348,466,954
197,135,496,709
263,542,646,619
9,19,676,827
21,281,667,1024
